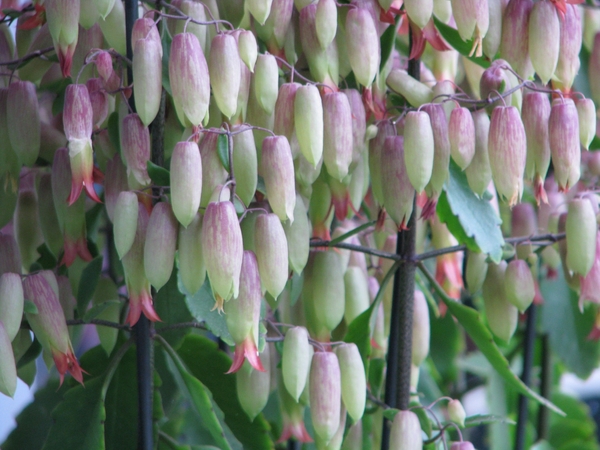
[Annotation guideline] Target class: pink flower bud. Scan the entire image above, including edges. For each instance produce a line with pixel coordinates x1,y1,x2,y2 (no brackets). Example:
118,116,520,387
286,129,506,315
482,261,518,341
466,250,488,294
344,266,370,325
500,0,534,79
0,321,16,397
236,348,270,421
310,351,341,442
576,98,596,150
488,106,527,206
261,135,296,222
345,7,380,87
132,18,162,55
0,273,24,342
511,202,537,237
169,32,210,127
390,410,422,450
170,141,202,228
238,29,258,72
566,197,597,277
64,84,93,141
7,81,40,167
274,82,300,144
579,232,600,309
335,343,366,423
95,51,114,82
549,98,580,191
451,442,476,450
0,234,21,277
209,33,241,119
422,103,451,201
254,213,289,298
45,0,79,76
465,109,492,197
294,84,324,167
412,290,430,367
232,126,258,207
505,259,535,312
133,37,163,126
449,107,476,170
202,201,244,309
448,399,467,427
528,0,559,84
344,88,367,162
282,326,311,401
113,191,139,259
85,78,109,129
175,1,207,51
404,111,435,193
323,92,353,181
199,132,228,208
278,372,313,443
381,136,415,229
554,4,582,92
479,59,516,111
178,213,206,295
121,113,151,187
122,204,161,325
522,92,551,201
144,202,178,290
315,0,337,48
23,271,84,385
253,54,279,115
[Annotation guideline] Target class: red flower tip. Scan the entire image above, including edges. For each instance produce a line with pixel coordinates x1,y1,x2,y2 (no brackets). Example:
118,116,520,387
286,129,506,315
126,290,161,326
277,421,313,444
226,339,266,374
60,235,93,267
53,348,86,386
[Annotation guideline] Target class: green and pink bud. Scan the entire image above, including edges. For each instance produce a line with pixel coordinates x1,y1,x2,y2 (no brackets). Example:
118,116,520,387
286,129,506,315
449,107,476,170
0,234,21,276
121,113,151,187
448,399,467,428
261,135,296,222
7,81,40,167
323,92,353,181
505,259,535,312
95,51,114,82
36,174,64,259
465,250,488,294
169,32,210,127
422,104,451,210
104,155,129,222
133,37,163,127
122,204,160,325
389,410,423,450
335,343,366,423
528,0,559,85
522,92,551,203
209,33,241,119
344,89,367,163
479,59,517,112
451,442,476,450
566,197,597,277
283,194,310,275
0,321,16,396
178,213,206,295
23,271,84,385
238,30,258,72
295,84,324,167
483,0,504,58
174,1,207,51
405,0,433,29
315,0,337,48
549,98,581,191
386,69,434,107
344,266,370,325
224,250,264,373
345,7,379,87
253,54,279,115
132,18,162,55
488,106,527,206
307,251,346,336
144,203,178,291
0,273,24,342
254,213,289,299
579,232,600,309
404,110,434,193
451,0,489,56
554,4,582,92
199,132,228,208
236,350,270,421
274,82,301,142
465,109,492,197
590,34,600,105
232,126,258,207
381,136,415,230
310,351,341,443
282,326,311,401
64,84,93,141
278,376,313,443
482,261,518,341
45,0,80,76
202,201,244,311
576,98,596,150
86,78,109,129
412,290,430,367
499,0,534,79
170,141,202,228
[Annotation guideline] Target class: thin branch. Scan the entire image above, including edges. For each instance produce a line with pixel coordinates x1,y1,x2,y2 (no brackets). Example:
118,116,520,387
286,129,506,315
67,318,131,331
155,321,208,332
0,46,54,67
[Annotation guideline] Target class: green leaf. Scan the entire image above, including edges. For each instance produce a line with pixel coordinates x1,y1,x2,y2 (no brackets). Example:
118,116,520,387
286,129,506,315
108,112,121,155
42,377,106,450
182,277,234,345
541,268,600,379
148,160,171,187
16,336,42,369
463,414,516,428
77,256,103,317
155,269,194,347
161,24,173,96
432,17,491,68
368,358,385,398
383,408,400,421
217,133,229,170
429,308,464,383
23,299,38,314
177,335,274,450
36,243,58,269
2,381,68,450
51,78,73,116
329,220,376,246
343,303,374,368
441,297,564,416
82,301,120,322
437,160,504,263
160,337,238,450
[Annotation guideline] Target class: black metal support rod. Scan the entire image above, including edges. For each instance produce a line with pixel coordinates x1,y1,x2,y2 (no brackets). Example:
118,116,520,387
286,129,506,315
537,334,551,440
515,304,538,450
381,31,419,450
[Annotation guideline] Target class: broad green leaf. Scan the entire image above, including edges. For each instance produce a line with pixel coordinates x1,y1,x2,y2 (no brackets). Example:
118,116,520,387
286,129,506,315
343,304,374,368
42,377,106,450
108,112,121,155
383,408,400,420
162,30,173,96
441,297,564,415
36,243,58,270
16,336,42,369
429,308,464,383
432,17,490,68
51,78,73,116
82,300,120,322
548,394,599,450
182,278,234,346
147,160,171,187
2,381,68,450
155,269,194,347
541,268,600,379
368,358,385,398
160,338,237,450
217,133,229,170
77,256,103,316
177,335,275,450
437,161,504,263
463,414,516,428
